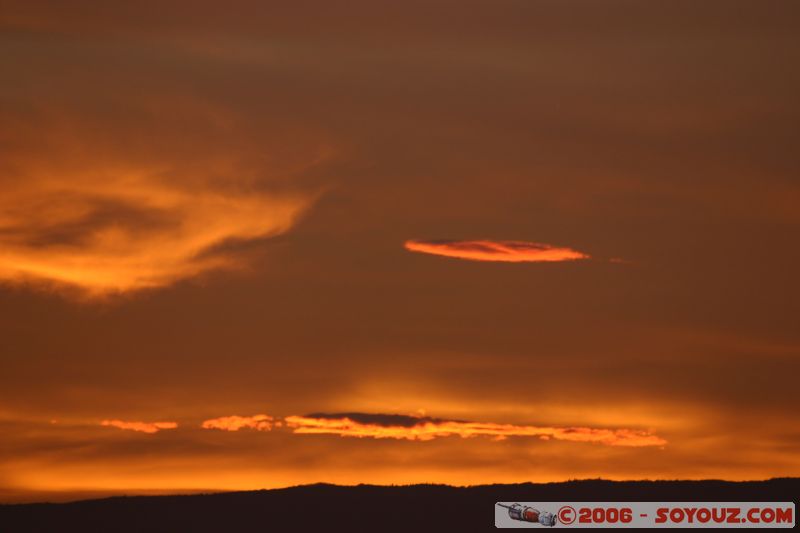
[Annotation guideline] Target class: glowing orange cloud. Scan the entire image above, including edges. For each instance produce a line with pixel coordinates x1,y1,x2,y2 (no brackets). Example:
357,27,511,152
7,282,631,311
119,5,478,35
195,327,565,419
201,415,273,432
0,97,328,297
0,178,310,296
404,239,589,263
100,420,178,434
284,414,665,447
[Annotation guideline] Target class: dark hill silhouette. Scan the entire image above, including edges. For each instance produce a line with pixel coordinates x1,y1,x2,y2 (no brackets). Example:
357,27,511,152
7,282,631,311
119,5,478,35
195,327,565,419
1,479,797,532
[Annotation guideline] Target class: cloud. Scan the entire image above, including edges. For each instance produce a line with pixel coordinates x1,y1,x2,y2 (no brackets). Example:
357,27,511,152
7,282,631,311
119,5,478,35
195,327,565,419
404,240,589,263
303,412,454,428
201,415,273,432
0,61,328,298
100,420,178,434
285,413,665,447
0,176,311,296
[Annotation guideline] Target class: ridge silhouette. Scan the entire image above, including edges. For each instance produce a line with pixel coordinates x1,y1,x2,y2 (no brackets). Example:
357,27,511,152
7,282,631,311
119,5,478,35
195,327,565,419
1,479,797,532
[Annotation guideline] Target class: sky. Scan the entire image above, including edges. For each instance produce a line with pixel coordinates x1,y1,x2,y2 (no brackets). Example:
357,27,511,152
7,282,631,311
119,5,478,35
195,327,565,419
1,0,799,503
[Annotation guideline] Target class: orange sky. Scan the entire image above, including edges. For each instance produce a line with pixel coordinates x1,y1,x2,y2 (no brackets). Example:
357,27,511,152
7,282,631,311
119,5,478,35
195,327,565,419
1,0,800,503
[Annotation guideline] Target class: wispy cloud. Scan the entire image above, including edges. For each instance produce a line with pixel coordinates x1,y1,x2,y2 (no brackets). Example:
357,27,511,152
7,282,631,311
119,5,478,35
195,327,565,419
0,85,327,298
285,413,665,447
92,412,664,447
404,240,589,263
201,414,274,432
0,179,311,296
100,420,178,434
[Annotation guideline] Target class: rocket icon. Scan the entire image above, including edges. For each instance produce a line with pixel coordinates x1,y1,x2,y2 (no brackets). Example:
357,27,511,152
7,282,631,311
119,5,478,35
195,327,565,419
497,503,557,527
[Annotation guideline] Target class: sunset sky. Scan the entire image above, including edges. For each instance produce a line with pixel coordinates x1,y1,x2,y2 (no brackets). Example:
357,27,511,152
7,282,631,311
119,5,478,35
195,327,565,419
1,1,799,503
